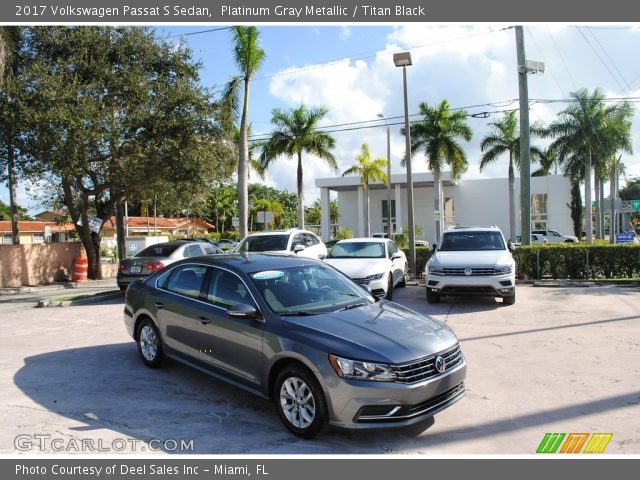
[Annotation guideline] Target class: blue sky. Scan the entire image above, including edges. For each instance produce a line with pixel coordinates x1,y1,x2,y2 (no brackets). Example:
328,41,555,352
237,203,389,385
4,24,640,213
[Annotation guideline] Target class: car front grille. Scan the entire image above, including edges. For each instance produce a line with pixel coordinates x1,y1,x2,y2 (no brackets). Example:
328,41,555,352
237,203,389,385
352,277,370,285
391,344,463,384
442,267,495,276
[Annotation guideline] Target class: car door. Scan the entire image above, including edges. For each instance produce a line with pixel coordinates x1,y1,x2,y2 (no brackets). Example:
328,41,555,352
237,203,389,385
197,267,265,387
387,241,405,285
155,264,208,360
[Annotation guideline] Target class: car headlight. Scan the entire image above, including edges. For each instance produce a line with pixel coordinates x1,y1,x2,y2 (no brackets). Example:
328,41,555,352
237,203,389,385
329,354,397,382
494,264,512,274
367,272,385,281
428,264,444,275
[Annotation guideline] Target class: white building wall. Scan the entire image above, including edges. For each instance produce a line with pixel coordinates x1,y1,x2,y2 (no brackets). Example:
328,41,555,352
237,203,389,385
335,175,573,242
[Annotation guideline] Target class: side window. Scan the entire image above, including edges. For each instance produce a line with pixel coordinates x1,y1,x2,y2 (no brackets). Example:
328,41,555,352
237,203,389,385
203,244,219,255
165,265,207,299
291,234,304,250
303,233,319,246
387,241,398,258
207,269,253,310
184,244,204,257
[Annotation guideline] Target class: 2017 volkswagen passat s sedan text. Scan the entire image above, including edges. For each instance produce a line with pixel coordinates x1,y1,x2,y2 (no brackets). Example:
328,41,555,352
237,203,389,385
124,253,466,438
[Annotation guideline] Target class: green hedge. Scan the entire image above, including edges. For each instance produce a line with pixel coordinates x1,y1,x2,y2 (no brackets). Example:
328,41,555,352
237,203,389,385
402,247,432,277
513,243,640,279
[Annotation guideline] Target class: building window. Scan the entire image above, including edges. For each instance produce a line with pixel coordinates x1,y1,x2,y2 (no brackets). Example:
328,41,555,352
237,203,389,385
531,194,548,230
32,233,45,244
381,200,397,234
2,234,13,245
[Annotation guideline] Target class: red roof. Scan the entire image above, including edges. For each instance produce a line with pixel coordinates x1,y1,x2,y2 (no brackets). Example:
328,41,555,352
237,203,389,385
0,221,75,233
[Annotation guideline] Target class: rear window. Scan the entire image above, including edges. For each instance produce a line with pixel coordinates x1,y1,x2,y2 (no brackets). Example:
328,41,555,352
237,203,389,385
136,244,179,257
439,232,505,251
237,235,289,252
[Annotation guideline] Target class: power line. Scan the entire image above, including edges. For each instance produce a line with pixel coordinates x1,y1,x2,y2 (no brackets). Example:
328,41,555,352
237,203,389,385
164,27,232,39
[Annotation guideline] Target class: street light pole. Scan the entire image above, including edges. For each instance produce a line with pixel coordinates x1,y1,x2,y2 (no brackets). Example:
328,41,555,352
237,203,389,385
378,114,392,237
394,52,416,278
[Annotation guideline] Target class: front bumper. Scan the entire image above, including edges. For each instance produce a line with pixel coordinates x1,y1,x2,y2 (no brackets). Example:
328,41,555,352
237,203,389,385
426,272,515,298
323,354,467,430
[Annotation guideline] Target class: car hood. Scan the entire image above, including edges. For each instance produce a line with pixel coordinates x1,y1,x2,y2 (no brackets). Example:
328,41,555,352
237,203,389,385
323,258,390,278
281,301,457,364
431,250,513,267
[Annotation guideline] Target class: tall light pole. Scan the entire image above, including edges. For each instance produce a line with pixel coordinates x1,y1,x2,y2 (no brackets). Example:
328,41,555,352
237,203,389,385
378,113,392,237
394,51,416,278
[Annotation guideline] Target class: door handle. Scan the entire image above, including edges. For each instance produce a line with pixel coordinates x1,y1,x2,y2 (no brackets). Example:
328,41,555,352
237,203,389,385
155,302,165,309
199,316,210,325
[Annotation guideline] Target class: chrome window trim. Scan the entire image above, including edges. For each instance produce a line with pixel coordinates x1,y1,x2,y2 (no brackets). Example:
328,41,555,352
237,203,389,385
153,262,266,322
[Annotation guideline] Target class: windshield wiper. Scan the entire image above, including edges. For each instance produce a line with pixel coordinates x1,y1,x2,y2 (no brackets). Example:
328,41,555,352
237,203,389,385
336,302,369,312
280,310,320,316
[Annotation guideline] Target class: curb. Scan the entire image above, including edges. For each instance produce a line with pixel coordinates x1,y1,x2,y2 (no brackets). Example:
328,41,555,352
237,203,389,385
36,291,123,308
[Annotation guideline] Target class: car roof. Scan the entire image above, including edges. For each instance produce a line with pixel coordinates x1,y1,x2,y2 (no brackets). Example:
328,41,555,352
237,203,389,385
243,229,309,238
336,237,388,243
444,226,502,233
171,252,321,274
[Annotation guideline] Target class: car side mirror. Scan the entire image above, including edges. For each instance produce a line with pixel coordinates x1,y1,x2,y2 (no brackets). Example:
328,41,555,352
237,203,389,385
431,243,437,252
391,252,403,260
228,303,260,320
293,244,306,253
507,241,515,252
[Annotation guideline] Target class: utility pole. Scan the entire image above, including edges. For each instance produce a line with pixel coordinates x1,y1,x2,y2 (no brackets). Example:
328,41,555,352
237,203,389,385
516,26,531,246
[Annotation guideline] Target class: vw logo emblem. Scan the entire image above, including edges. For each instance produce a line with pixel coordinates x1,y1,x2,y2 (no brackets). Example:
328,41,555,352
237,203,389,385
434,355,446,373
464,267,472,276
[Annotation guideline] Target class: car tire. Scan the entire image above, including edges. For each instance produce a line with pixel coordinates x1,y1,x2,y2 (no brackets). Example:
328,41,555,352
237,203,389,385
503,291,516,305
426,289,440,304
385,274,393,300
399,274,407,288
136,319,164,368
274,365,327,439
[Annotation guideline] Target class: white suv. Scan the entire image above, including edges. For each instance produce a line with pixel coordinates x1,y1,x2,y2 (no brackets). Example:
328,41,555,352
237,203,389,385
425,226,516,305
233,229,327,259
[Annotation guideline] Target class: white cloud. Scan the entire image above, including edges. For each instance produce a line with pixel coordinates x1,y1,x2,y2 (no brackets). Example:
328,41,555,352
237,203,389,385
339,26,352,41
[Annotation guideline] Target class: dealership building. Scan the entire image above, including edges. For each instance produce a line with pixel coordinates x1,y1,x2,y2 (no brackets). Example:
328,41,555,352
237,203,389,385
315,172,573,243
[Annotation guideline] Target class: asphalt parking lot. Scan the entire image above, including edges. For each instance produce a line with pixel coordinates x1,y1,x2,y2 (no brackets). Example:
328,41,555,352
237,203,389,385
0,283,638,454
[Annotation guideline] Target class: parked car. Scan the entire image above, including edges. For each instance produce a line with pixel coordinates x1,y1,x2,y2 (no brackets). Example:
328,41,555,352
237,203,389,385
323,239,339,251
117,241,219,290
513,233,548,246
415,240,429,248
425,226,516,305
124,253,466,438
532,229,579,243
323,238,407,300
233,229,327,259
179,238,223,253
215,238,237,251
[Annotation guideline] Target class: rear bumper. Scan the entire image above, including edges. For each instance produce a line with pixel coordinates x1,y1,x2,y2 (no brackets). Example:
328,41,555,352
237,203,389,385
116,273,149,287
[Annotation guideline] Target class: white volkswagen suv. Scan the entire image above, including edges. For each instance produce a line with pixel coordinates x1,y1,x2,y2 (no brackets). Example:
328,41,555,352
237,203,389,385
425,226,516,305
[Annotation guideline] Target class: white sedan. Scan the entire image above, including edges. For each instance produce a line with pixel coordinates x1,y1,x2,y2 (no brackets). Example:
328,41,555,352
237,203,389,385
323,238,407,300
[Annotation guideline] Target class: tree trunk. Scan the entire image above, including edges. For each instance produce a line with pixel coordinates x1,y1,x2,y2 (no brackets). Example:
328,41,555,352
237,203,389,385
610,165,617,243
296,151,305,228
7,136,19,245
585,151,593,244
570,181,583,238
508,154,516,242
364,185,370,237
116,201,126,261
594,175,601,239
433,168,442,243
238,77,250,238
599,176,605,239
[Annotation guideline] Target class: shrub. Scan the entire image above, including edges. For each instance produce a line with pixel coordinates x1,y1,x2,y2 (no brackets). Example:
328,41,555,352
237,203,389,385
513,243,640,279
402,246,432,278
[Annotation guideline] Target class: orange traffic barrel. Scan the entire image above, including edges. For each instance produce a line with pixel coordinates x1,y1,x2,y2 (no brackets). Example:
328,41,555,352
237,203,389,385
72,248,88,282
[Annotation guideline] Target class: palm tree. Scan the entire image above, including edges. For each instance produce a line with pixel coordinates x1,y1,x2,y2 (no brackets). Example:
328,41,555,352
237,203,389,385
223,26,265,239
546,88,633,244
480,111,547,242
260,104,337,228
342,143,388,237
403,100,472,242
0,27,22,245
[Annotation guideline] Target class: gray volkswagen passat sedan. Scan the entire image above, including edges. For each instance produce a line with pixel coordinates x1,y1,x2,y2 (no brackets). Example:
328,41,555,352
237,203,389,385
124,253,466,438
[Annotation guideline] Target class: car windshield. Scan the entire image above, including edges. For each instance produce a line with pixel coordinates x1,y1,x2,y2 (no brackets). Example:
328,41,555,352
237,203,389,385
249,263,373,315
135,244,179,257
236,234,289,252
328,241,385,259
439,232,505,251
